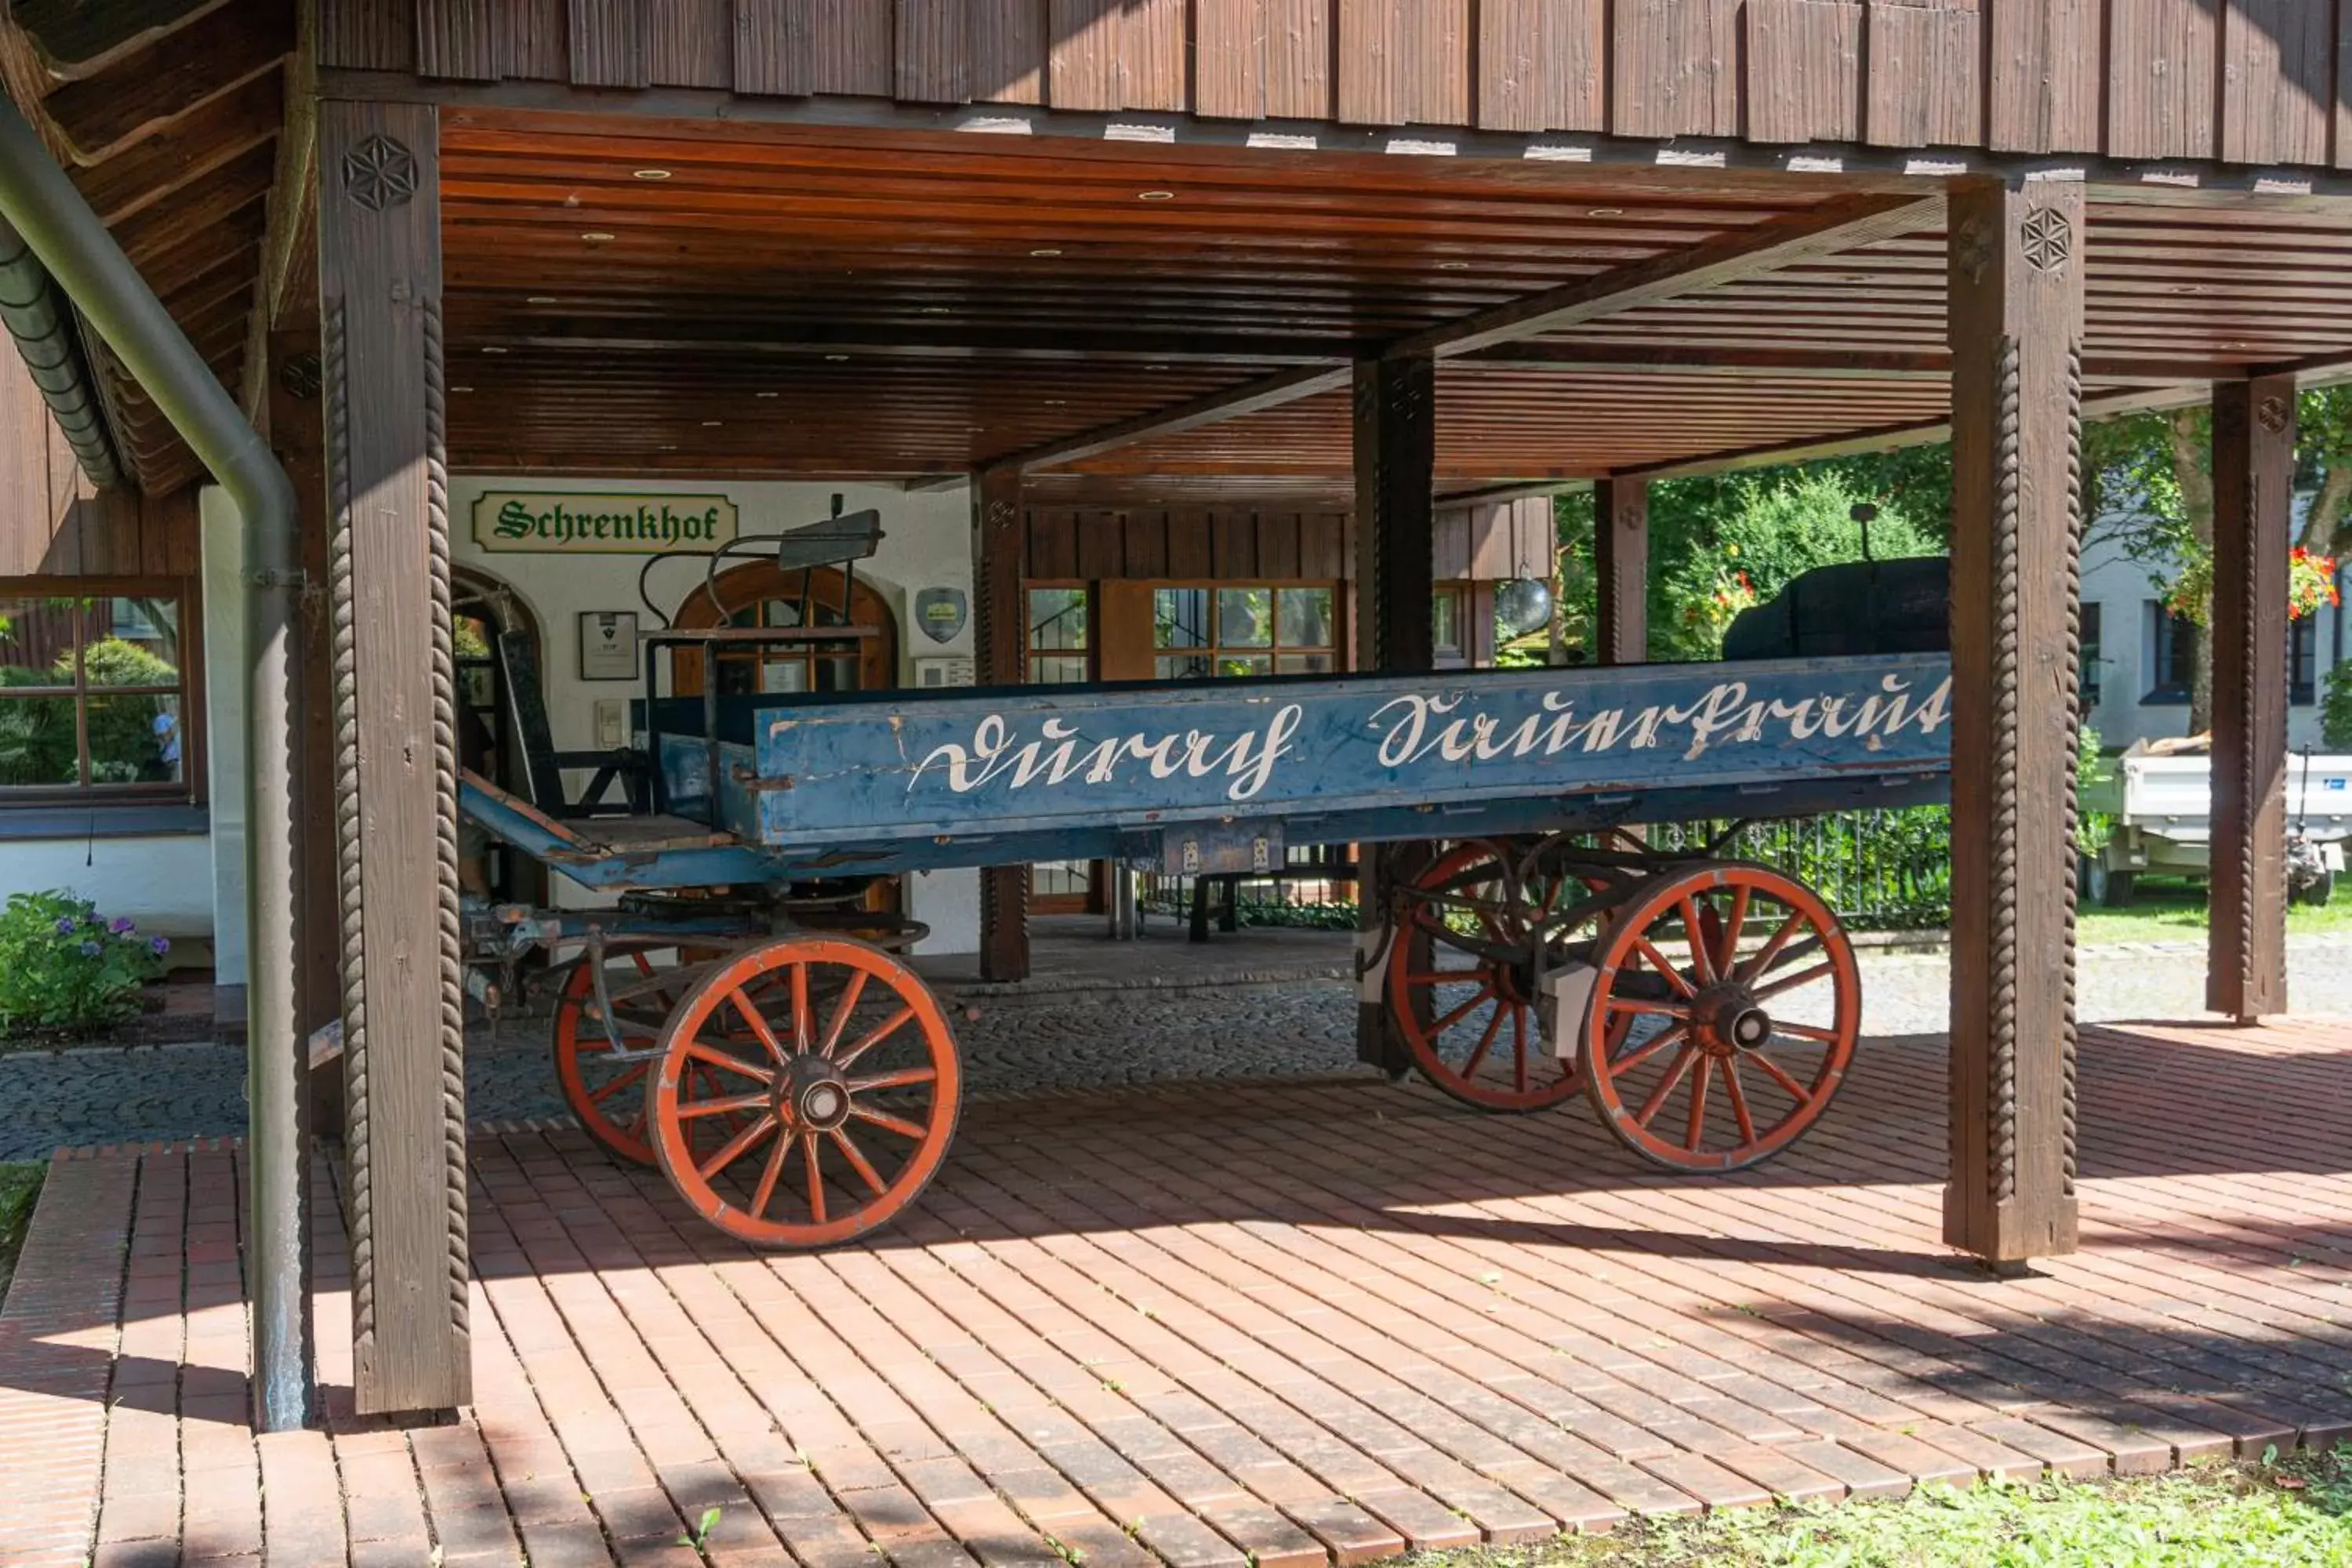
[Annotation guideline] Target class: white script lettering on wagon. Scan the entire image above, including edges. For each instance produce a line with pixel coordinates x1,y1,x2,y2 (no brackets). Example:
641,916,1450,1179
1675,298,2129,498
912,705,1305,802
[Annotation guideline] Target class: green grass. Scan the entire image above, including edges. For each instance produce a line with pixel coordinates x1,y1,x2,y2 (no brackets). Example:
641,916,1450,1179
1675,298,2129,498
0,1160,44,1313
1410,1448,2352,1567
2078,876,2352,948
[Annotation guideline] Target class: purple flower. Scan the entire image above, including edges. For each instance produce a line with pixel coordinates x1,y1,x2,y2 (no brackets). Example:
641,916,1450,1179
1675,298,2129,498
77,940,100,957
109,916,134,935
149,935,170,956
53,916,74,935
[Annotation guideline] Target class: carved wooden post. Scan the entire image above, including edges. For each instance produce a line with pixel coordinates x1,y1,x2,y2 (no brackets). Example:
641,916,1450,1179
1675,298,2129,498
318,98,471,1412
1353,354,1436,1072
1943,177,2086,1266
2208,376,2295,1022
973,463,1029,982
1593,477,1648,665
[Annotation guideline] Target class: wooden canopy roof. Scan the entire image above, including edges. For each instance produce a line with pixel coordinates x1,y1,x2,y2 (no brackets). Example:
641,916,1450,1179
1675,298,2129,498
7,1,2352,502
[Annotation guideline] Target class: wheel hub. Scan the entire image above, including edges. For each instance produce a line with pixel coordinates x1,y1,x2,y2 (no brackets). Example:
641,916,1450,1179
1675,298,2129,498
777,1055,852,1131
1693,984,1772,1056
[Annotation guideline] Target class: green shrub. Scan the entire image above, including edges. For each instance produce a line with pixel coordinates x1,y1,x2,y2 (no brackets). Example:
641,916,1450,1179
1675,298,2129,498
2325,660,2352,752
0,891,169,1034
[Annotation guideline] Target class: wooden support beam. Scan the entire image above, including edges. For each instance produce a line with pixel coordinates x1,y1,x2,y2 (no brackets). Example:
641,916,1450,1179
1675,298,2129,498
318,97,472,1414
1943,176,2086,1268
1352,354,1436,1076
2207,376,2296,1023
1014,193,1940,474
973,463,1029,984
1593,477,1647,666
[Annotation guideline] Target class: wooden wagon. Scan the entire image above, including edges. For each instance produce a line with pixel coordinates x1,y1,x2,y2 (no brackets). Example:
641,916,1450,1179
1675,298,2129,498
459,644,1953,1247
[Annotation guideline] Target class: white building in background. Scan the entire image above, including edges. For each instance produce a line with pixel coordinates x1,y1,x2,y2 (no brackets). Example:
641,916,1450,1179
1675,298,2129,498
2080,520,2347,753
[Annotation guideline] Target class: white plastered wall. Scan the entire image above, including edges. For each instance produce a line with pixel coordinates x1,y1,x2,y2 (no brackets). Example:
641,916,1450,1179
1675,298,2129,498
448,475,982,953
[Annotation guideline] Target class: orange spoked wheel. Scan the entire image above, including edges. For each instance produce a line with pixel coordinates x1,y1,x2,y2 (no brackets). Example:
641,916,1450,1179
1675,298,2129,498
1581,862,1860,1172
648,935,960,1247
1387,840,1614,1112
552,942,702,1166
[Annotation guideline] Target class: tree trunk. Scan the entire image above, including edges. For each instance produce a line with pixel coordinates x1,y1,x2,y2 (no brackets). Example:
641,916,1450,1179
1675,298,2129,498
2170,408,2217,735
2302,463,2352,552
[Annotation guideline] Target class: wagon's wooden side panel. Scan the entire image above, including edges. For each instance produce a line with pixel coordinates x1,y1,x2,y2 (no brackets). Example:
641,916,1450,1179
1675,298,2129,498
326,0,2352,171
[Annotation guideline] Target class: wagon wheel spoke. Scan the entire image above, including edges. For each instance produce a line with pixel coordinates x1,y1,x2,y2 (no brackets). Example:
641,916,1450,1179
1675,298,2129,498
750,1128,791,1220
846,1066,939,1094
802,1134,827,1227
836,1006,915,1071
675,1090,771,1120
1609,1022,1689,1076
1752,962,1835,1003
1632,938,1697,998
731,984,790,1066
1681,898,1717,985
819,970,869,1056
1683,1056,1713,1151
1751,1050,1817,1105
697,1114,779,1180
851,1103,931,1139
1773,1022,1842,1044
789,961,813,1054
829,1125,888,1196
1606,998,1690,1020
585,1062,650,1104
683,1041,774,1084
1428,983,1498,1036
1634,1047,1697,1128
1723,1057,1759,1145
1715,886,1751,976
1736,912,1807,984
1457,1004,1506,1082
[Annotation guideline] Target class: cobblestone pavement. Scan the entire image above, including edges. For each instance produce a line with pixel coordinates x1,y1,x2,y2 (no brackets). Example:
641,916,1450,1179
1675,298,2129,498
4,937,2347,1160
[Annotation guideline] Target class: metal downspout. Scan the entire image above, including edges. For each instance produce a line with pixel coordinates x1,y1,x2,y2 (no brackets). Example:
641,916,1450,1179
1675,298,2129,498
0,100,309,1430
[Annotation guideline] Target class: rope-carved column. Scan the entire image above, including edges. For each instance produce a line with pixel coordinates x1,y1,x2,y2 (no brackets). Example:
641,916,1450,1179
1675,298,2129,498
2208,377,2295,1024
1944,179,2085,1266
318,98,471,1413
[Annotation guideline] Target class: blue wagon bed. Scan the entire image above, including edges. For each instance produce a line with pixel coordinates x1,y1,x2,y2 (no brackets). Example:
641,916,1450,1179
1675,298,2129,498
461,646,1953,1246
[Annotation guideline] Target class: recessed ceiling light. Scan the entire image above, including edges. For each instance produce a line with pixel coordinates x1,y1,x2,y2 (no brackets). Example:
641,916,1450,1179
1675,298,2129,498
757,390,780,397
1588,207,1623,217
581,231,615,242
701,419,722,426
1437,261,1472,270
481,345,508,354
450,385,474,393
1044,398,1067,405
1147,363,1170,371
1030,247,1063,257
659,443,677,450
920,307,952,315
824,354,850,361
1138,190,1175,201
632,168,672,180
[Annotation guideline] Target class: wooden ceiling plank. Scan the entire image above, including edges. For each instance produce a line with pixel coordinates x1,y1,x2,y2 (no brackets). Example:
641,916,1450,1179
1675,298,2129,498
41,0,294,163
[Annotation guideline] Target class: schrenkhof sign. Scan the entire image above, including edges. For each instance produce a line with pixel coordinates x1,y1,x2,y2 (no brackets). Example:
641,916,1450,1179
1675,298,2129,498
471,490,739,554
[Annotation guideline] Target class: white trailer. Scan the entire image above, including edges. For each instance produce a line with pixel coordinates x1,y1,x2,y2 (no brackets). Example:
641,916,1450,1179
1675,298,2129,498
2082,742,2352,906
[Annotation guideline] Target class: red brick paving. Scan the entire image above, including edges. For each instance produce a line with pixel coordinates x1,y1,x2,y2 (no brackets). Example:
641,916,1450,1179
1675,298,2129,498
5,1018,2352,1566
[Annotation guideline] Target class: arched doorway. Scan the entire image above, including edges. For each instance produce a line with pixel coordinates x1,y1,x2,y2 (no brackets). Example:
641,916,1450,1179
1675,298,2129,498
452,567,545,906
670,561,899,694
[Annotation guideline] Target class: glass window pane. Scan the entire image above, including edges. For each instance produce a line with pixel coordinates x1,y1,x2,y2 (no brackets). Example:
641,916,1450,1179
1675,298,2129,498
90,597,180,688
815,656,858,693
1029,655,1088,685
1432,589,1461,652
1216,654,1272,678
1276,588,1333,650
1154,589,1209,649
1276,652,1334,675
1218,587,1272,648
1155,654,1212,681
716,653,759,695
760,658,811,694
762,597,805,629
1028,587,1088,651
89,694,181,785
0,595,83,689
0,695,78,785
